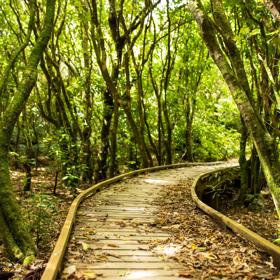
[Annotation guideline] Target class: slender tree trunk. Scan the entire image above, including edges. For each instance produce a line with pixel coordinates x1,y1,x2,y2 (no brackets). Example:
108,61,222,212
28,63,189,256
183,96,195,162
96,90,114,181
163,100,173,164
123,105,150,168
81,18,94,184
183,126,194,162
136,74,153,166
239,117,249,200
249,147,263,195
109,103,119,178
81,127,93,183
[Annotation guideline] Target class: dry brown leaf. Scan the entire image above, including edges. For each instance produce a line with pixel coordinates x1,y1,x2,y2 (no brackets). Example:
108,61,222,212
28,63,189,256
107,243,119,248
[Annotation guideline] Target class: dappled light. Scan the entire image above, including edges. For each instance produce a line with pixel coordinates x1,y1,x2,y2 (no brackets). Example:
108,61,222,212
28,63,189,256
154,243,182,256
143,178,173,185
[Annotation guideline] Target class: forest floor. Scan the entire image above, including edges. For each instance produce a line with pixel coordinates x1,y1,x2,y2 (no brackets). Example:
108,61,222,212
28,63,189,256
221,190,280,245
151,169,280,279
0,166,78,279
0,165,279,279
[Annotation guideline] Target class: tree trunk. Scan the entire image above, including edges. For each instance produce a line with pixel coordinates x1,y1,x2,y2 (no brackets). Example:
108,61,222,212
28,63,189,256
239,117,249,200
0,0,56,261
96,90,114,181
182,96,195,162
123,105,150,168
249,147,264,195
0,145,35,260
163,100,173,164
81,127,94,184
109,103,119,178
183,125,194,162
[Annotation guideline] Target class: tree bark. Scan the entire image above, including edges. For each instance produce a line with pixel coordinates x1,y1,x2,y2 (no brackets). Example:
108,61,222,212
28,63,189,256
239,117,249,199
96,89,114,181
109,103,119,178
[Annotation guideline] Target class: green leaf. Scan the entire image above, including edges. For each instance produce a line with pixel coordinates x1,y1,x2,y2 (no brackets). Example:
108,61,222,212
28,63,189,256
273,238,280,245
249,29,260,36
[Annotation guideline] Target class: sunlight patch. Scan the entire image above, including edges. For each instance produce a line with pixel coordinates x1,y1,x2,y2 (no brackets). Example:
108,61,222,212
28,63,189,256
144,178,172,185
126,271,155,279
154,243,182,256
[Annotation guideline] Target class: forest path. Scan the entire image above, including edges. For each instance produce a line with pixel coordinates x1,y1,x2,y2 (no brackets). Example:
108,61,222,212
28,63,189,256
59,164,230,280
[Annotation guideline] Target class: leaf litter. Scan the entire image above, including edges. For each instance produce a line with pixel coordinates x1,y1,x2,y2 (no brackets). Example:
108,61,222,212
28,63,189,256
150,177,280,279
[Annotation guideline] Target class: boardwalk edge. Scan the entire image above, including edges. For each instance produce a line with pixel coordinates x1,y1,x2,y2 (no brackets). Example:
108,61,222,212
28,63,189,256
191,165,280,269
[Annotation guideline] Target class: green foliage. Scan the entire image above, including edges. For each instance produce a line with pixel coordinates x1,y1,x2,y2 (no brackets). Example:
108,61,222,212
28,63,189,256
3,0,242,180
274,228,280,245
244,194,264,211
23,193,61,250
193,125,239,160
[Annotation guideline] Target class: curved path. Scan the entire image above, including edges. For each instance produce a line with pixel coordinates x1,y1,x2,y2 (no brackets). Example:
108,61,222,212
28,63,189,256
58,164,230,279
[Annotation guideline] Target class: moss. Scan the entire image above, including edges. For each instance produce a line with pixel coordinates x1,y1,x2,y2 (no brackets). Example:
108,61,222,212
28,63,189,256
23,255,36,266
0,141,36,259
0,209,23,260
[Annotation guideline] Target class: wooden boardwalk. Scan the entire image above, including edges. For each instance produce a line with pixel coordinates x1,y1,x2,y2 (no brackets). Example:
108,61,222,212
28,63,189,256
60,165,221,280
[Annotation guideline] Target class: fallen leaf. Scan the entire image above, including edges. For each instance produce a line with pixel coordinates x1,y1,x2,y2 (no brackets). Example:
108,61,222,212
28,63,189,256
62,265,76,277
107,243,119,248
83,271,97,279
81,242,90,252
178,270,193,277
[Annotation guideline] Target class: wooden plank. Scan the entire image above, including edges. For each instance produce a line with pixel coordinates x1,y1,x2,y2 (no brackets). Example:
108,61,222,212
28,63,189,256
75,235,168,241
74,231,169,238
77,217,155,223
75,222,160,230
85,203,156,208
65,253,166,265
78,210,157,215
65,254,167,262
76,239,153,245
101,188,161,193
79,204,158,209
78,213,154,218
65,262,181,269
69,249,155,256
98,256,171,263
80,243,150,250
79,206,159,211
75,230,168,237
84,201,157,207
78,212,157,217
97,190,158,195
60,269,181,278
91,196,155,201
93,194,158,199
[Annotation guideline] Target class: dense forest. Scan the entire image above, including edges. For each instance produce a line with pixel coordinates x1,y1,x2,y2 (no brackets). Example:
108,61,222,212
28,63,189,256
0,0,280,269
